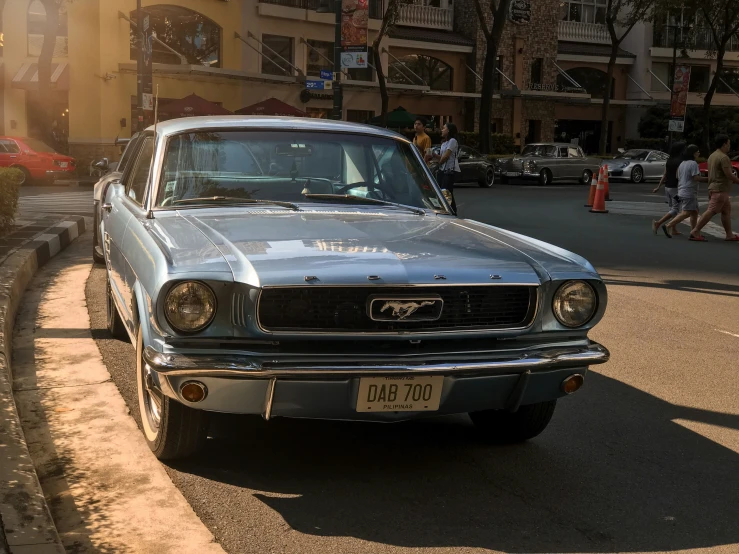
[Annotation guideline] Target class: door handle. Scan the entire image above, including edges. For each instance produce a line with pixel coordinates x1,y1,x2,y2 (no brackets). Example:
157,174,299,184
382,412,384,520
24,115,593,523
102,203,113,213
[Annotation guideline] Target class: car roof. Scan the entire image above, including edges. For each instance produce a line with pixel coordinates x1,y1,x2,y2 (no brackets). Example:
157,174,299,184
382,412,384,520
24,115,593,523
146,116,408,141
525,143,579,148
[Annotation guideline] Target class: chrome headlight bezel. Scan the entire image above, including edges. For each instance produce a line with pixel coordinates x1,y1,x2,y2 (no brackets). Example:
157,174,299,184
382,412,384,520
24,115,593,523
552,280,597,328
164,281,217,334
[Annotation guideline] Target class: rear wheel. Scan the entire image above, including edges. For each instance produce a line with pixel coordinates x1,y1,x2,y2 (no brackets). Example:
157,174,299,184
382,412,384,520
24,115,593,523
479,167,495,188
14,166,31,186
106,278,129,341
581,169,593,186
539,169,552,186
136,325,209,460
469,400,557,443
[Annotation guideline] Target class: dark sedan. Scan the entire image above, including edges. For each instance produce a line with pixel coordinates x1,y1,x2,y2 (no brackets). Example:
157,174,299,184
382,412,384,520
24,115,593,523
429,145,495,187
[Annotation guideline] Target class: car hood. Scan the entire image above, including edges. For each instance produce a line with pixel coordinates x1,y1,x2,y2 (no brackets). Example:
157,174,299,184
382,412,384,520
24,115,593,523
149,209,597,287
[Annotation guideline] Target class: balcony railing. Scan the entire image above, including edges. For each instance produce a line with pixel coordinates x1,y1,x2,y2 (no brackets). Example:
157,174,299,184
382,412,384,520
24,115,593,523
397,4,453,31
558,20,610,45
653,25,739,52
258,0,383,18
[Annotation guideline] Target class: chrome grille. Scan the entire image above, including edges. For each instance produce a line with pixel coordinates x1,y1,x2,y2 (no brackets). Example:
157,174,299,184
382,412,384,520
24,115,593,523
257,286,537,333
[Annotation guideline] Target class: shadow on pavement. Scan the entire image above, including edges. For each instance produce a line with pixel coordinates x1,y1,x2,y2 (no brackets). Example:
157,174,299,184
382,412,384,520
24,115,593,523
601,275,739,299
168,372,739,553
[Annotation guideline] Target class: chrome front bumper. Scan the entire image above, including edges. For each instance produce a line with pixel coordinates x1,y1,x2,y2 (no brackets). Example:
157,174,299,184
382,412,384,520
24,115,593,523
144,342,609,420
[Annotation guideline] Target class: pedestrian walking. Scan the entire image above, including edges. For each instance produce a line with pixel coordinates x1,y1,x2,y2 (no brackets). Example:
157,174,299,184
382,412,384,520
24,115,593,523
652,142,685,235
662,144,707,237
690,134,739,242
412,118,432,162
436,122,461,213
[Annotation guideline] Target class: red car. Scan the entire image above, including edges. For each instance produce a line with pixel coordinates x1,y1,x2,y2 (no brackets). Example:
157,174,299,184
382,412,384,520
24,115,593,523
698,153,739,178
0,136,76,185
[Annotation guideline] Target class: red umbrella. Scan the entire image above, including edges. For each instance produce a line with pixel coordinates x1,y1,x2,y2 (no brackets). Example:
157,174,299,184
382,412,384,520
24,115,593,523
235,97,306,117
158,94,233,118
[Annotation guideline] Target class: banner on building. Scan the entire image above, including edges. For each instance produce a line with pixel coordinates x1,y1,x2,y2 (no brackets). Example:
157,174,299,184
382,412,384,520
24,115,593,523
141,13,154,112
340,0,368,68
669,65,691,133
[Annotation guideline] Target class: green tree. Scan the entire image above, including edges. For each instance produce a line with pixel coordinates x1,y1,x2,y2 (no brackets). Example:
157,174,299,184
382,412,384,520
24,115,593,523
471,0,512,154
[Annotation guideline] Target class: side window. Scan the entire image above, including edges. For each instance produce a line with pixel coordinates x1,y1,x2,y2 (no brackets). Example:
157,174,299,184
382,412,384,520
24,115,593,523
2,140,20,154
558,147,568,158
568,147,582,158
125,137,154,205
0,141,8,153
117,137,139,172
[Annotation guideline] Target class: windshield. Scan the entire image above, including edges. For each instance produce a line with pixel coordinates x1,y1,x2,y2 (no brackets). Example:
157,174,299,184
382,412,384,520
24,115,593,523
616,150,648,160
521,145,556,157
23,138,56,153
156,130,445,212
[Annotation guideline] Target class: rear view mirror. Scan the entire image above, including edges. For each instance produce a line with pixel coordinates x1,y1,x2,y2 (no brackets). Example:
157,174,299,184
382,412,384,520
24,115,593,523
275,143,313,157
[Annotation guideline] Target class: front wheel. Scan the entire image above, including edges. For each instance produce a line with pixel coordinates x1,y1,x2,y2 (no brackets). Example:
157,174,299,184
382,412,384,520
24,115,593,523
631,165,644,184
469,400,557,443
539,169,552,186
136,325,209,460
479,168,495,188
581,169,593,186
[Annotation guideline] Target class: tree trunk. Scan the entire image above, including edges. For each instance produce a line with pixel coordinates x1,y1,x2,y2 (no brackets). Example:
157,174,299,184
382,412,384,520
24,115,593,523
598,43,618,156
37,0,60,143
373,47,389,127
478,38,498,155
703,43,727,152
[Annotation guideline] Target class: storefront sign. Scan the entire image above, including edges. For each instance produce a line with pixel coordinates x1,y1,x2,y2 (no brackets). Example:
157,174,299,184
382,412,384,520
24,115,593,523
526,83,586,94
669,65,691,133
509,0,531,24
341,0,368,68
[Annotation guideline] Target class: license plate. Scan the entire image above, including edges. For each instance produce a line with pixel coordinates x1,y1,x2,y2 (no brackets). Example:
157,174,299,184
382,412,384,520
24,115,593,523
59,162,68,168
356,376,444,412
505,172,520,177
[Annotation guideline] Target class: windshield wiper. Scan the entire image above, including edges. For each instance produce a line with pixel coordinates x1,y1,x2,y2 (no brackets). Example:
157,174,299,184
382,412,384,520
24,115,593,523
172,197,301,211
303,194,426,216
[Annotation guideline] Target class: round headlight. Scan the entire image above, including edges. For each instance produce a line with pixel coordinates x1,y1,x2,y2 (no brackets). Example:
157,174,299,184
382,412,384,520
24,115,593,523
552,281,597,328
164,282,216,333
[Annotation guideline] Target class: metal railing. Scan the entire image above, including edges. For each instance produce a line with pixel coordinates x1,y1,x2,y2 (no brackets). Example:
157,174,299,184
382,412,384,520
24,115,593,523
258,0,383,17
653,25,739,52
397,4,453,31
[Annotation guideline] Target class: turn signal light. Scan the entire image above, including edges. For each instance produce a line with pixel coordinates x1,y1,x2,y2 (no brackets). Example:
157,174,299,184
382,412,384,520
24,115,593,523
561,374,585,395
180,381,208,403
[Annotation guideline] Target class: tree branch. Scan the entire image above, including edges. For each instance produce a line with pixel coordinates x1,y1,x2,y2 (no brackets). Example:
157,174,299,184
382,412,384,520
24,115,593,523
472,0,492,40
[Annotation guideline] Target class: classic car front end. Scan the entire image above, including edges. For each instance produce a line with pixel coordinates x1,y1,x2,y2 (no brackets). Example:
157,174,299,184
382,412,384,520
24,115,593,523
101,117,609,460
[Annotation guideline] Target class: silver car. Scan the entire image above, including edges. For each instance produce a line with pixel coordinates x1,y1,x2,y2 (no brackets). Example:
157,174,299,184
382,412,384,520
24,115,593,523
495,143,601,186
603,149,668,183
101,117,609,460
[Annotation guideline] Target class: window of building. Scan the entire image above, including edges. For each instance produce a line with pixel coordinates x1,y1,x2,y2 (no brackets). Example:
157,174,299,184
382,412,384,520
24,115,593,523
348,48,374,82
650,63,710,93
130,6,222,67
28,0,68,57
262,35,294,76
347,110,375,123
557,67,614,99
561,0,607,24
126,137,154,205
307,40,334,78
718,67,739,93
389,55,453,91
530,58,543,86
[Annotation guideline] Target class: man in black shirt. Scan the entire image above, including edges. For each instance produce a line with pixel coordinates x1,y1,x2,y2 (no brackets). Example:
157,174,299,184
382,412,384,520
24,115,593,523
652,143,686,235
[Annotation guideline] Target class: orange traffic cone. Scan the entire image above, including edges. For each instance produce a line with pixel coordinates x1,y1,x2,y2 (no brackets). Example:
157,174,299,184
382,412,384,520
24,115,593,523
590,172,608,214
585,171,598,207
603,164,611,201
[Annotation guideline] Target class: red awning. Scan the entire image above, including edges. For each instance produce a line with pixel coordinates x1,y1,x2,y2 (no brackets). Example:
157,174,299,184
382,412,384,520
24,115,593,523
12,62,70,91
235,98,306,117
158,94,233,118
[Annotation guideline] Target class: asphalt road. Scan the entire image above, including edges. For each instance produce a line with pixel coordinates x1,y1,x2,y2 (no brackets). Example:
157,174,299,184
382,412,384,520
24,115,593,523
84,182,739,554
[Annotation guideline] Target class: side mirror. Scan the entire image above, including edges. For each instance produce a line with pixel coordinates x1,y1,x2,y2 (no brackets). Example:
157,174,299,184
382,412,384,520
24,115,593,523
93,158,109,170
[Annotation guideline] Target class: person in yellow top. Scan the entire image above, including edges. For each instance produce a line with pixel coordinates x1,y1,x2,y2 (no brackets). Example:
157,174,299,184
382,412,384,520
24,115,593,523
412,118,432,161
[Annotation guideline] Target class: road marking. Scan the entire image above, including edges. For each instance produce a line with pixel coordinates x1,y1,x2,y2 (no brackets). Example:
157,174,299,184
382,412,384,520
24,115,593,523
716,329,739,339
19,191,93,216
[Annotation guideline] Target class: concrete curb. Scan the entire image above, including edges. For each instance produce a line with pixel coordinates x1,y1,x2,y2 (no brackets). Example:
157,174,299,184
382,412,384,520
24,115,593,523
0,217,86,554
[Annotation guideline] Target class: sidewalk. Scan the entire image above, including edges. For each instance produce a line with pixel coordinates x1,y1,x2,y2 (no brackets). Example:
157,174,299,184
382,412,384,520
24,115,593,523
0,214,86,554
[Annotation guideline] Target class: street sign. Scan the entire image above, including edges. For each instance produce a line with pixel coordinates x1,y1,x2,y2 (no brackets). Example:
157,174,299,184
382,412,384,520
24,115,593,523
668,120,685,133
306,80,325,90
320,70,333,81
142,93,154,111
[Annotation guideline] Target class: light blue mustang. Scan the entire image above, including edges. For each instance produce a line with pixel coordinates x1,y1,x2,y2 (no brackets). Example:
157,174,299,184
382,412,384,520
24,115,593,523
101,117,609,460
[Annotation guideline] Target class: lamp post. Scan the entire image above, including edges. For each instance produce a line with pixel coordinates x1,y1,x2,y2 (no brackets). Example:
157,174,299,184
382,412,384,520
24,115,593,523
316,0,343,120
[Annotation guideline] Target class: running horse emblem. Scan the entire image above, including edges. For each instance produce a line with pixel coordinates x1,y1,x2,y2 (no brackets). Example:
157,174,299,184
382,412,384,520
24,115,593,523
380,300,435,320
